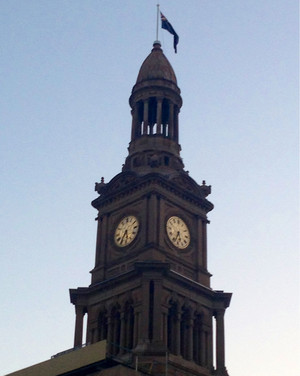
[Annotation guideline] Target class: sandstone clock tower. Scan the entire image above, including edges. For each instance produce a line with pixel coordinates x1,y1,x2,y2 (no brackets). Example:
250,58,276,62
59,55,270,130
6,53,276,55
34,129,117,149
70,42,232,376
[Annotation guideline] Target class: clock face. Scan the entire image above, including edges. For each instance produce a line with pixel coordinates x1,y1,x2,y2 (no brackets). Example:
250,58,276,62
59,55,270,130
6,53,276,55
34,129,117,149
166,216,190,249
114,215,139,247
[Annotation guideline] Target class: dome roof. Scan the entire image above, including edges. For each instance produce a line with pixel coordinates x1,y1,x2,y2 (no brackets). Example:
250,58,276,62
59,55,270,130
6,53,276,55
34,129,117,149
136,42,177,84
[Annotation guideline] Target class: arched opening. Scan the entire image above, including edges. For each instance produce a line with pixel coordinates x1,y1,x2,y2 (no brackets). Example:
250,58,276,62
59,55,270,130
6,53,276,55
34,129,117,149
148,97,157,134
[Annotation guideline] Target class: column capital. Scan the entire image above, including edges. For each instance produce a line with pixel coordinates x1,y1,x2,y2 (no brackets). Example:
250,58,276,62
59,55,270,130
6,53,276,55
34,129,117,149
75,305,85,315
214,308,226,319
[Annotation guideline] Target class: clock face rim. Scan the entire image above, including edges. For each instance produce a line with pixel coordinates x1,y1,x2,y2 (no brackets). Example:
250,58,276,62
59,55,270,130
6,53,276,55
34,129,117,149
114,215,139,248
166,215,191,249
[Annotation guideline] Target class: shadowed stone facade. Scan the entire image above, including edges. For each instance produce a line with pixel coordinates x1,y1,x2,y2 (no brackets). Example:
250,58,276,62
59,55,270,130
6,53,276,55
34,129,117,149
6,42,232,376
70,42,232,376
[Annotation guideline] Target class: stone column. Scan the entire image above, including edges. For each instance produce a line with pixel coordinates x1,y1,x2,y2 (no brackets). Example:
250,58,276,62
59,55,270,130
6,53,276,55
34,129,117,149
174,106,179,142
147,194,158,244
215,309,227,374
74,306,85,347
207,329,213,370
196,216,203,282
200,325,206,366
119,311,126,354
113,314,120,354
187,317,194,360
133,105,142,139
94,325,100,343
168,102,174,138
143,99,149,134
107,315,113,354
92,214,108,283
152,280,163,343
175,311,181,355
156,98,162,134
131,107,137,140
86,320,93,345
202,222,207,269
138,279,150,344
133,307,139,348
162,307,168,346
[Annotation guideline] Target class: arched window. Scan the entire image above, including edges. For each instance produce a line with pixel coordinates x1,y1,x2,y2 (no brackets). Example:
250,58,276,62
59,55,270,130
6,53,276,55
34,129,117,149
148,97,157,134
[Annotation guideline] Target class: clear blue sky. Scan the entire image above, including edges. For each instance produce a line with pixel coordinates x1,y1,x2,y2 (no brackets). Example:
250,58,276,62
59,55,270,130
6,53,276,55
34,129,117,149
1,1,298,375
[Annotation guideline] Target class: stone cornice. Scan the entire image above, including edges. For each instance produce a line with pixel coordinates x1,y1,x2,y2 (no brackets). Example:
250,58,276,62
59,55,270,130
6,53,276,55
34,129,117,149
92,171,213,213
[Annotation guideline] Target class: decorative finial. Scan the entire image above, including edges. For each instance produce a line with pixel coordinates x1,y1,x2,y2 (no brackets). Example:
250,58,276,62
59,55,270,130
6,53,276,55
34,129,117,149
95,177,106,194
200,180,212,197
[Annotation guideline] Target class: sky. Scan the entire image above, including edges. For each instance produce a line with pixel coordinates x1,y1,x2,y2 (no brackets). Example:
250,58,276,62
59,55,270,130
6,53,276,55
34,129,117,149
0,1,298,375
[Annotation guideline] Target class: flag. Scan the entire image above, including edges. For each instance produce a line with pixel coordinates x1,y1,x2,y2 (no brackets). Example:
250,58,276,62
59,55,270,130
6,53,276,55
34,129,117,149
160,12,179,53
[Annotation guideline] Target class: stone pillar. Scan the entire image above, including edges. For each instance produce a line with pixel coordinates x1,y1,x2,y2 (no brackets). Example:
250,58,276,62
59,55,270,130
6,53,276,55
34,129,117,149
175,311,181,355
94,325,100,343
113,313,120,354
92,214,108,283
133,307,140,348
119,311,126,354
107,315,113,354
143,99,149,135
131,106,138,140
200,325,206,366
125,307,134,349
207,329,213,370
162,308,168,346
196,216,203,282
174,106,179,142
138,279,150,343
86,319,94,345
168,102,174,138
156,98,162,134
215,309,228,374
74,306,85,347
147,194,158,244
202,221,207,269
187,317,194,361
152,280,163,343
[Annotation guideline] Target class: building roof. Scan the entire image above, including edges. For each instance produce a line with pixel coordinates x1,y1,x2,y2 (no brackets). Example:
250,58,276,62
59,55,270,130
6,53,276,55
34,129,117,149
135,42,177,85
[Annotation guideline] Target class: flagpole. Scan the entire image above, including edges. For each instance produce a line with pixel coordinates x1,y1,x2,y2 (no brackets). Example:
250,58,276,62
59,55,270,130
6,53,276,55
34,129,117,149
156,4,160,41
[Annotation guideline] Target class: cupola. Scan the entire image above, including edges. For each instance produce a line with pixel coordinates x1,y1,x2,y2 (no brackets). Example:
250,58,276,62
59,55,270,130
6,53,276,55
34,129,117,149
123,42,184,175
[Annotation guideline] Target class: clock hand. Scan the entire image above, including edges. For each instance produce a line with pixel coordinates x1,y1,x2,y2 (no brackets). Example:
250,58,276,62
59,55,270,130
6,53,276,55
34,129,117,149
121,229,128,244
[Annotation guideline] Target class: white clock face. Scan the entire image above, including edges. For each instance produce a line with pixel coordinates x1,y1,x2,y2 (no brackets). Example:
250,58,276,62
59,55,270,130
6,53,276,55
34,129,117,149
114,215,139,247
166,216,190,249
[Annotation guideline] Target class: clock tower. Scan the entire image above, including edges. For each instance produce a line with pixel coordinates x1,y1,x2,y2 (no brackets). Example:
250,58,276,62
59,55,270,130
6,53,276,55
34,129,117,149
70,42,231,376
